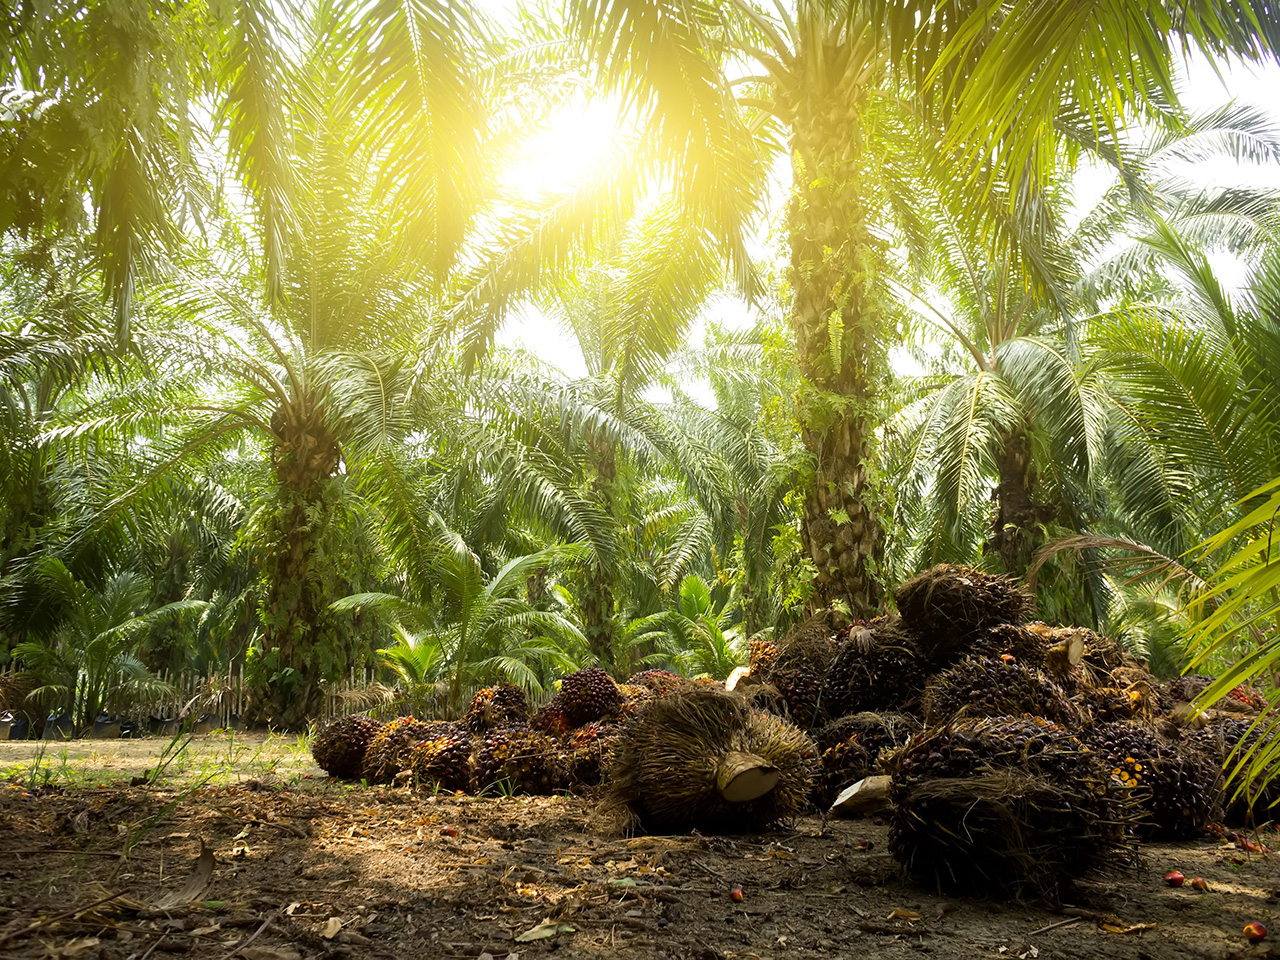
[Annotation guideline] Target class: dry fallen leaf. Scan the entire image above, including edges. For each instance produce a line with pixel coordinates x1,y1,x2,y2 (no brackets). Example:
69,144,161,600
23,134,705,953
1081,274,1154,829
154,840,214,909
886,908,922,921
43,937,100,958
320,917,343,939
515,920,576,942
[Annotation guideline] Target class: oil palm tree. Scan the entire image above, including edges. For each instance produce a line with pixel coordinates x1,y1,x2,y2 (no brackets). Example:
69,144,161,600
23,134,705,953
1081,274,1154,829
10,557,203,731
332,535,586,714
569,0,1280,615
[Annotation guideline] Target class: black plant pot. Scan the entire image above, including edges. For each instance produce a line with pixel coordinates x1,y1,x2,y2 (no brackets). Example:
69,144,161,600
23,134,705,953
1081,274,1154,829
43,711,74,740
149,716,179,737
90,715,122,739
119,720,140,739
9,714,30,740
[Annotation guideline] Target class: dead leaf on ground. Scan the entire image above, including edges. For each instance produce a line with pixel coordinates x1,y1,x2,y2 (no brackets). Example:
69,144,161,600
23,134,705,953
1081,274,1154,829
515,919,576,942
153,839,214,909
42,937,100,958
320,917,343,939
886,908,922,921
1101,922,1156,935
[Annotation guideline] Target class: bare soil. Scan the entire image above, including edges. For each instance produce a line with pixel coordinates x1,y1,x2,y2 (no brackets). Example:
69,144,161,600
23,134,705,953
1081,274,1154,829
1,741,1280,960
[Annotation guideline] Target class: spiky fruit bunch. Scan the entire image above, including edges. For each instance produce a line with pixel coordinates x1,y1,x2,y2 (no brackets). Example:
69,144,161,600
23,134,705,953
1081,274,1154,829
312,714,383,779
617,683,655,719
1076,686,1141,725
560,668,624,727
922,655,1076,725
475,724,559,795
760,619,837,730
1227,684,1268,711
894,565,1032,665
748,638,779,676
462,684,530,733
971,624,1049,668
409,725,473,792
627,669,686,697
560,721,624,789
1190,719,1278,825
816,736,872,807
822,618,928,716
890,716,1132,901
1166,674,1214,703
363,718,445,784
602,686,818,834
1086,722,1221,839
815,712,922,761
531,697,570,736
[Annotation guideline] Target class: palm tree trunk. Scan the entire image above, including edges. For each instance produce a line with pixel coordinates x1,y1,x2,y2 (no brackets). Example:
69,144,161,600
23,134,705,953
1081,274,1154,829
986,426,1057,575
582,432,618,670
786,88,886,617
246,398,343,730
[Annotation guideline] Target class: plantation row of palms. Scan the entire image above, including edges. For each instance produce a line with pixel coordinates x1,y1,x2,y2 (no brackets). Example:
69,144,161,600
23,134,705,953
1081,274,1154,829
4,1,1280,733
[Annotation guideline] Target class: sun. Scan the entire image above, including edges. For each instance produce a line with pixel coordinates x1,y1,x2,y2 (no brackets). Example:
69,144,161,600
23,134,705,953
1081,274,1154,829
502,98,624,200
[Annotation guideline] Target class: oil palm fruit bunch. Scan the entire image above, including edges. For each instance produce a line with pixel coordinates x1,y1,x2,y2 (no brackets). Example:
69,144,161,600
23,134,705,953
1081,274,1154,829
1086,722,1220,838
363,717,447,784
409,724,473,792
747,637,779,676
1189,718,1278,825
1077,686,1141,725
759,615,837,730
816,712,922,762
475,723,559,795
971,624,1049,667
890,716,1132,901
1147,747,1222,838
560,721,623,789
894,565,1033,666
560,667,624,727
822,617,928,716
531,697,570,736
462,684,530,733
312,714,383,779
922,655,1076,725
627,669,686,697
816,735,872,807
617,683,655,718
602,686,818,833
1166,674,1214,703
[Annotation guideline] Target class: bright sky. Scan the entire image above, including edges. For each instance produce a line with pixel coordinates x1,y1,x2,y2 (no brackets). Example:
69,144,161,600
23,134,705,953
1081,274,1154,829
489,6,1280,389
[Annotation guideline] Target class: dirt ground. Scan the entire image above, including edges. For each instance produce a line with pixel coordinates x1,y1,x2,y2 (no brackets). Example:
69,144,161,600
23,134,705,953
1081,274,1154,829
2,739,1280,960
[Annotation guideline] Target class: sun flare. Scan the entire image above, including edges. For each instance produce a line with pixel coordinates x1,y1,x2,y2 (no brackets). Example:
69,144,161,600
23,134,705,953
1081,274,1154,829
502,99,624,199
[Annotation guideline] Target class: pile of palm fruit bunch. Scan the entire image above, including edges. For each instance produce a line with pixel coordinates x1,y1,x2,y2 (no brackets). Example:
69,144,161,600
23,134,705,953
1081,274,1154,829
889,716,1139,901
727,563,1276,892
600,684,818,833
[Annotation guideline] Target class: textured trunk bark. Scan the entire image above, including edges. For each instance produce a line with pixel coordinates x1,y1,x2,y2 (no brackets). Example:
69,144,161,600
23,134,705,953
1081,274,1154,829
986,426,1056,575
582,433,618,671
785,83,886,617
245,395,342,730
